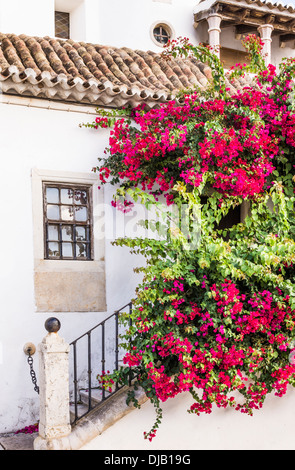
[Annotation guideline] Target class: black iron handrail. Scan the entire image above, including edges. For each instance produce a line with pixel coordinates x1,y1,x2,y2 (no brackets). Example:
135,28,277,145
69,301,133,425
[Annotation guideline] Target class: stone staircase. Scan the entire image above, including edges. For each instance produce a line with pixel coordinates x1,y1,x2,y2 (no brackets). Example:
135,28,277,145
70,386,113,422
1,302,142,450
66,384,148,450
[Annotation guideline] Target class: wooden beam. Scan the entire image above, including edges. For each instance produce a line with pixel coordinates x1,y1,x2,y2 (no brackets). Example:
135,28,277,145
265,14,275,24
220,8,295,32
239,9,251,21
279,32,295,47
279,33,295,42
235,24,257,35
194,3,222,23
194,2,295,33
286,19,295,29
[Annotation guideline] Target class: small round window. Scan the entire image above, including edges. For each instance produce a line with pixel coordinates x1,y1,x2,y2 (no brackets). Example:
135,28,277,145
153,24,171,45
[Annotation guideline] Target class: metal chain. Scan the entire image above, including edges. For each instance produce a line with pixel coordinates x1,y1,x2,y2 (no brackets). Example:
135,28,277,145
27,353,40,394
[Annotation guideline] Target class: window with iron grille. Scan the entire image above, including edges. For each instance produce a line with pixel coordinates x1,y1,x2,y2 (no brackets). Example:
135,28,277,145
55,11,70,39
43,183,92,260
153,24,171,45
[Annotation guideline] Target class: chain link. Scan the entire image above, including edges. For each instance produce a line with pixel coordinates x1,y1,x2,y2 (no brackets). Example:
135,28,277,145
27,353,39,394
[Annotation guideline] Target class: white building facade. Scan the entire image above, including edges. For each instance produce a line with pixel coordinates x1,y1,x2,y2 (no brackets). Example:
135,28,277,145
1,0,295,449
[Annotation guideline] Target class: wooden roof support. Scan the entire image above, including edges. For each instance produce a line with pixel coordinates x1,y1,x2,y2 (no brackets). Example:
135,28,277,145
194,1,295,35
279,33,295,48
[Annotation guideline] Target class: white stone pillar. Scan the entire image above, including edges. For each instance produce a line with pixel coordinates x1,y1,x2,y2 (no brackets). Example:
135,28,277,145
258,24,274,66
34,318,71,451
207,14,222,58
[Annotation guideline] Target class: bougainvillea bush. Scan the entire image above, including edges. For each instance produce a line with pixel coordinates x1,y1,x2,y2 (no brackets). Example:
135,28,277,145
88,36,295,440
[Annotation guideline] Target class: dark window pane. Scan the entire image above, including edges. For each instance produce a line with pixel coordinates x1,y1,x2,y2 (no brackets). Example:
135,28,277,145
48,225,59,241
217,206,241,230
75,206,87,222
46,187,59,203
61,205,74,221
47,204,60,220
55,11,70,39
61,188,73,204
75,226,86,241
76,243,87,258
62,242,73,258
62,225,73,241
48,242,60,258
74,189,87,205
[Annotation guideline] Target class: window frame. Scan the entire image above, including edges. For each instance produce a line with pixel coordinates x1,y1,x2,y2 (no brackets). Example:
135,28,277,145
153,25,170,45
32,168,105,269
31,168,106,312
43,182,94,261
150,21,174,48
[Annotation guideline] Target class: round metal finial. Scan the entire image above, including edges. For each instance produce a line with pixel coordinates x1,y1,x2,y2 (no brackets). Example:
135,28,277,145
45,317,61,333
23,342,36,356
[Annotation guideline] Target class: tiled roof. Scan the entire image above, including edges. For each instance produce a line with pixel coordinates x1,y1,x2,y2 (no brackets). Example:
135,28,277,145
241,0,295,11
0,33,252,108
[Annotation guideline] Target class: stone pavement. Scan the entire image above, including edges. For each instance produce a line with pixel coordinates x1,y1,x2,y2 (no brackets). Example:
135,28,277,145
0,432,36,450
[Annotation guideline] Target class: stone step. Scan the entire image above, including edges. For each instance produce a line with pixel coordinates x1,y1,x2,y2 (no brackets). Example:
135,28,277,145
70,386,119,422
69,402,90,422
79,386,118,406
79,388,103,406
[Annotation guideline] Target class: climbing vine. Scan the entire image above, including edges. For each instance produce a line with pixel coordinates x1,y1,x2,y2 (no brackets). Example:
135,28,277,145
86,35,295,440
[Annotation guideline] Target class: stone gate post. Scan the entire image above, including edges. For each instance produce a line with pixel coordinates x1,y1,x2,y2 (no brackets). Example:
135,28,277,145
34,318,72,450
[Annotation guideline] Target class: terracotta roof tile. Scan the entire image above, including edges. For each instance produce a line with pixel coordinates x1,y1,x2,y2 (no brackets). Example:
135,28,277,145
197,0,295,13
0,33,254,108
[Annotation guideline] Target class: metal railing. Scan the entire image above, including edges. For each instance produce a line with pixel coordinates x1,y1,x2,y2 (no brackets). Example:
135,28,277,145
69,302,133,425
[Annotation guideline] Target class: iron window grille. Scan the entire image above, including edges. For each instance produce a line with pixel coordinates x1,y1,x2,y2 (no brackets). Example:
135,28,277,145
55,11,70,39
153,25,170,45
43,183,93,261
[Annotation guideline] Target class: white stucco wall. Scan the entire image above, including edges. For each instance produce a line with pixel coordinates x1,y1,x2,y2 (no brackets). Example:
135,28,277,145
93,0,199,51
0,98,144,432
81,386,295,450
0,0,201,49
0,0,55,37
